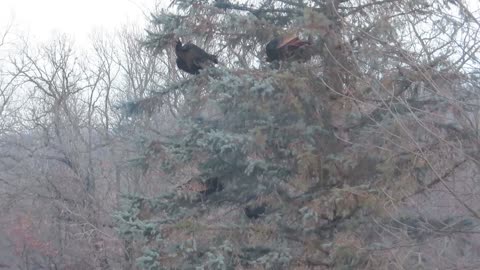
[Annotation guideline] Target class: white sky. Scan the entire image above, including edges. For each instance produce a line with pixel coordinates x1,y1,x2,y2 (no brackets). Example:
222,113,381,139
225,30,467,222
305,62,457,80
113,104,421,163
0,0,157,45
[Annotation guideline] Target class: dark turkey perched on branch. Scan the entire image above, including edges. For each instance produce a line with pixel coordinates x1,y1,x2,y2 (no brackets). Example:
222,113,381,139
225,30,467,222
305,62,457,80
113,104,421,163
176,58,198,75
175,40,218,74
266,35,312,62
244,204,266,219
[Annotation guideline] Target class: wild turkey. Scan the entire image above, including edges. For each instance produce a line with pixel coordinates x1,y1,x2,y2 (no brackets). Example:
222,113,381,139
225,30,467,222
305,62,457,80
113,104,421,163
244,204,266,219
176,57,199,75
266,34,312,62
175,40,218,74
199,177,224,197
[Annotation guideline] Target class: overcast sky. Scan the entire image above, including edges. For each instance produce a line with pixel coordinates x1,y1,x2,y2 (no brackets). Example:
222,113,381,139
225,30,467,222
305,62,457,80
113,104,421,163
0,0,156,45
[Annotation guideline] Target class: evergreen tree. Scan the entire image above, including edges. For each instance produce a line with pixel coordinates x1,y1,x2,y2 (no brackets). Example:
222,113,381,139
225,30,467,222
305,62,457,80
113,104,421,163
115,0,480,269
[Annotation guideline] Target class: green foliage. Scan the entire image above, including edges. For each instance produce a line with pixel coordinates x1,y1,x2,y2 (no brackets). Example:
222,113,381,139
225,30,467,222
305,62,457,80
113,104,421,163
254,249,292,269
136,248,161,270
113,195,159,240
113,0,478,268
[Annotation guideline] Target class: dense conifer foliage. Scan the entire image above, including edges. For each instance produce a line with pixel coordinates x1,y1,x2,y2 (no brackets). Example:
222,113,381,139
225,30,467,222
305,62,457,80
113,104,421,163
108,0,480,269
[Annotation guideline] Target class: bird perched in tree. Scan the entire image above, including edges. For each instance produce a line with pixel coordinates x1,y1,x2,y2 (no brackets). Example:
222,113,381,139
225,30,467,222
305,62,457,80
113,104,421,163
266,34,312,62
244,204,266,219
176,57,198,75
199,177,224,197
175,40,218,74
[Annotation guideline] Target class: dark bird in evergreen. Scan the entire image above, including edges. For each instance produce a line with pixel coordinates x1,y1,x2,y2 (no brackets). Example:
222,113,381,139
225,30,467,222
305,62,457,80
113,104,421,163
199,177,224,196
176,57,199,75
244,204,266,219
175,40,218,74
266,34,312,62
